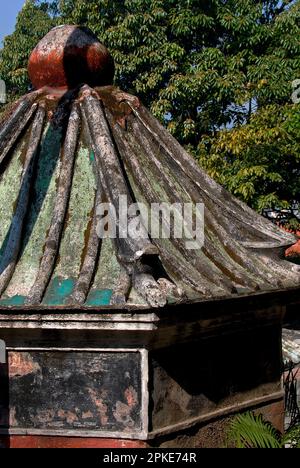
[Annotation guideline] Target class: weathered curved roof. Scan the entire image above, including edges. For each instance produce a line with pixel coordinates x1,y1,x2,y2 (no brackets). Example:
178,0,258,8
0,85,299,309
283,328,300,365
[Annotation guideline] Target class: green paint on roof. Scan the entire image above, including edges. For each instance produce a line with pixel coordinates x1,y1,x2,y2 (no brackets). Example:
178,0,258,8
85,289,113,306
0,142,24,252
53,143,96,280
0,295,26,306
43,277,75,306
5,124,63,298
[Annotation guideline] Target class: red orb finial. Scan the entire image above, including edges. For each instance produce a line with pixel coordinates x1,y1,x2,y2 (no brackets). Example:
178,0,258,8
28,25,115,90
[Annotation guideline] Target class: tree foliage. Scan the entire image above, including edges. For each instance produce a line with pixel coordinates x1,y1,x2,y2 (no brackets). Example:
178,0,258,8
198,104,300,227
0,0,299,227
0,1,56,101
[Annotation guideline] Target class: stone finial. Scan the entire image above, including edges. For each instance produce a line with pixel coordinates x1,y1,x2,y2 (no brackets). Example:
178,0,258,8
28,25,115,90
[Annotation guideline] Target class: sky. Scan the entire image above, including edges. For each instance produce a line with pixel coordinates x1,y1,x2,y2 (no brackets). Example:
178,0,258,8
0,1,25,46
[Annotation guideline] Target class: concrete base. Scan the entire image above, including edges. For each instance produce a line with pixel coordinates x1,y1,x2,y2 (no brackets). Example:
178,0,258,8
0,291,291,448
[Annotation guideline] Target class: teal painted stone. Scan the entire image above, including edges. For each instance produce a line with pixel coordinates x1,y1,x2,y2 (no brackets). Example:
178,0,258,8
0,295,26,306
43,277,75,306
85,289,113,307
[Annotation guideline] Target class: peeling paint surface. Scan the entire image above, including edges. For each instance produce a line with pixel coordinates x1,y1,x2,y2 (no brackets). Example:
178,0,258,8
4,124,62,298
43,278,75,306
8,353,41,379
1,351,142,433
85,289,113,307
0,78,299,308
28,25,114,90
0,142,25,250
53,143,96,281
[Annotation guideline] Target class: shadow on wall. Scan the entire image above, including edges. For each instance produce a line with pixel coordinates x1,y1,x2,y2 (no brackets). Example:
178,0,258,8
149,325,282,432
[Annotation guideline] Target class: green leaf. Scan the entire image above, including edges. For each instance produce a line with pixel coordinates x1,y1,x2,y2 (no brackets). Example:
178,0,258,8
227,412,282,449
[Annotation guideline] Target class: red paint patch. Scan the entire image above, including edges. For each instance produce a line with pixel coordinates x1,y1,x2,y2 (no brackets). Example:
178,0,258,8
28,25,114,90
125,386,138,408
0,436,147,449
88,389,109,426
286,240,300,258
8,353,40,378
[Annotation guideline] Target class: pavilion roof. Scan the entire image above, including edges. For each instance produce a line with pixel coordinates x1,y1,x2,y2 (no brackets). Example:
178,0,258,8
0,26,299,309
